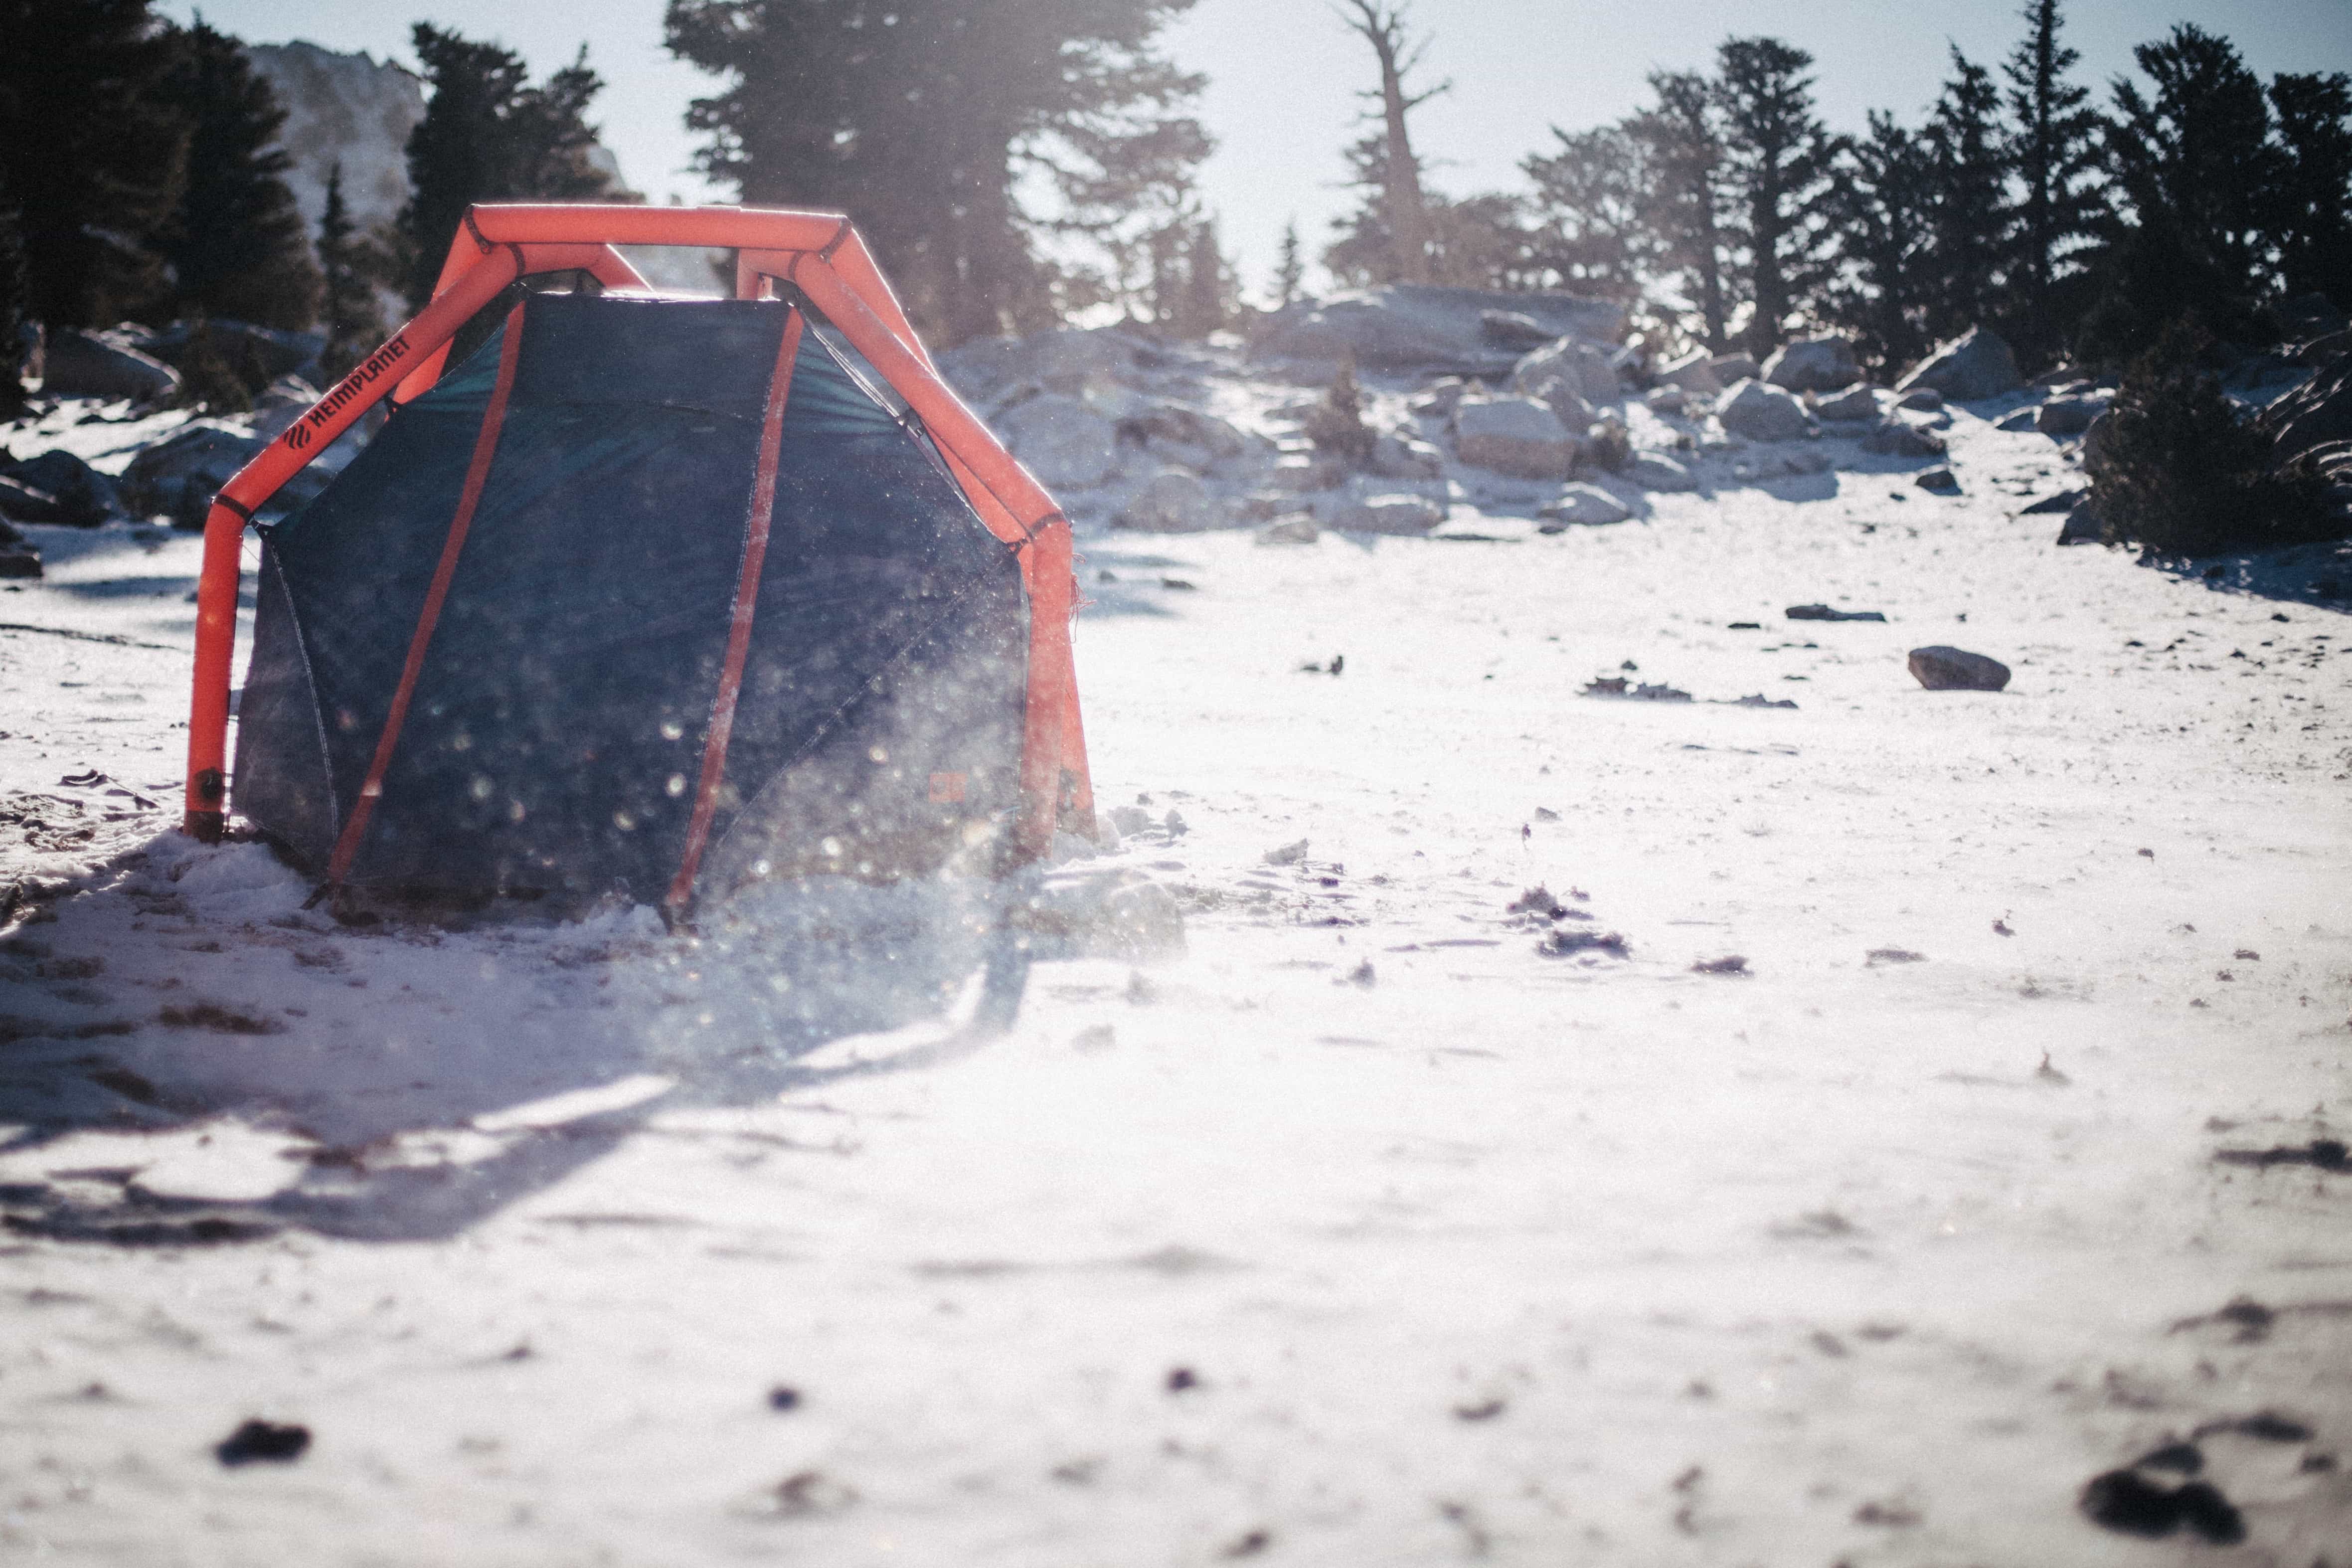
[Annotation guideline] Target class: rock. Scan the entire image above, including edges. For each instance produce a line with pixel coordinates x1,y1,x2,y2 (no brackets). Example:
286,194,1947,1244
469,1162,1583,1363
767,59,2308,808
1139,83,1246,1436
1896,326,2022,402
2018,489,2086,516
2054,499,2104,545
2278,291,2350,343
1255,515,1320,545
945,328,1141,399
1270,453,1345,492
1896,386,1944,412
1915,467,1961,494
1480,309,1555,352
1254,285,1625,373
1714,379,1812,443
0,545,38,579
144,318,325,384
1625,452,1697,492
1512,336,1620,416
1409,375,1472,417
1115,469,1222,532
1786,604,1886,622
1536,482,1631,527
1323,491,1446,535
2035,394,2109,436
1369,429,1445,480
1010,868,1185,961
1908,645,2011,691
1453,397,1578,480
40,329,182,403
997,393,1118,490
1645,385,1689,415
121,420,271,527
1861,420,1947,458
1762,334,1860,393
2,449,122,524
1812,384,1880,423
1654,349,1721,395
215,1418,311,1466
1708,352,1761,384
0,474,75,525
1122,402,1249,463
1995,407,2040,432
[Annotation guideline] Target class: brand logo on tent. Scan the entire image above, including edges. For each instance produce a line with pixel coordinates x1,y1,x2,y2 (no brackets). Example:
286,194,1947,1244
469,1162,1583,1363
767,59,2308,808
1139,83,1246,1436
286,334,413,451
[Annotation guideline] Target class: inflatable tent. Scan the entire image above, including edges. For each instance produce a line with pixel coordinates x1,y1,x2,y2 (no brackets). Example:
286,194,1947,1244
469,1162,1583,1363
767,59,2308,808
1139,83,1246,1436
183,205,1093,916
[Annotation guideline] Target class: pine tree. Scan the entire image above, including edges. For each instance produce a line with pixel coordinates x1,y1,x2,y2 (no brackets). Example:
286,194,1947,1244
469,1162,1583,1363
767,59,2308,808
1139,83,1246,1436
0,0,184,328
1824,112,1935,377
2081,24,2278,359
1625,70,1739,352
2001,0,2105,363
666,0,1208,346
2266,72,2352,314
0,179,28,420
152,17,320,331
397,26,621,310
1713,37,1839,357
1273,219,1305,306
1522,124,1655,301
1918,46,2011,343
1175,219,1230,337
317,164,384,380
1336,1,1442,287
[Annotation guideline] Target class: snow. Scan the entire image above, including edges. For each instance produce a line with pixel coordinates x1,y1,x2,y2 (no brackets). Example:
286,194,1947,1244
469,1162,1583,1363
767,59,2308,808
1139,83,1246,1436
3,374,2351,1562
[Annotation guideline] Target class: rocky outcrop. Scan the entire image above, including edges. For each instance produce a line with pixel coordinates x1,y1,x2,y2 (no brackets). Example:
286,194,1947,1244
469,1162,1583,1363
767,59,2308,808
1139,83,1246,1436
1897,327,2022,402
1323,491,1447,534
2035,393,2110,436
1254,285,1625,373
1116,469,1222,532
1512,336,1620,418
1453,398,1579,479
1762,335,1860,393
996,393,1118,490
1714,379,1811,443
41,330,182,403
0,450,120,524
1654,350,1721,396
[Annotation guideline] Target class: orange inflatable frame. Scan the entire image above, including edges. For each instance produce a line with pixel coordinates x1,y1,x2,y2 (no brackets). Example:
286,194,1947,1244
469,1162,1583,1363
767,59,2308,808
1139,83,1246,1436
183,203,1093,866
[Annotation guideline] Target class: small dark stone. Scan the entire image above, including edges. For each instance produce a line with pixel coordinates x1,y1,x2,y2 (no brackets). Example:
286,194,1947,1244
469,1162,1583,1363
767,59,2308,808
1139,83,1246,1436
767,1386,801,1411
1166,1366,1198,1393
1785,603,1887,622
2079,1469,2180,1536
2171,1481,2245,1545
1915,466,1961,494
216,1418,311,1466
2228,1411,2314,1442
2134,1441,2202,1475
1907,645,2011,691
1220,1528,1272,1559
1452,1398,1506,1421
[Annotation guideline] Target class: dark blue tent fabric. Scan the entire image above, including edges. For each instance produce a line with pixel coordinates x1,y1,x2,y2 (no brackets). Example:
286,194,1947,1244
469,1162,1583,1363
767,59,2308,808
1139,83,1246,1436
233,292,1028,903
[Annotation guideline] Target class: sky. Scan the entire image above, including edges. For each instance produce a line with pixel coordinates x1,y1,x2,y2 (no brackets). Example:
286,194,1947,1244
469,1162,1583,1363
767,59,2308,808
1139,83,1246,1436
168,0,2352,304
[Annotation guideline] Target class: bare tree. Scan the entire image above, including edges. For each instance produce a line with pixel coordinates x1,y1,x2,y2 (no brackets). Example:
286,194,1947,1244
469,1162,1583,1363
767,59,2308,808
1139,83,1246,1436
1337,0,1442,285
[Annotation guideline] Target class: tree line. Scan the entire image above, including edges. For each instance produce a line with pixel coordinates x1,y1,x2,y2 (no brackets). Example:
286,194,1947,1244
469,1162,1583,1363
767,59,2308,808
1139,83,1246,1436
1325,0,2351,376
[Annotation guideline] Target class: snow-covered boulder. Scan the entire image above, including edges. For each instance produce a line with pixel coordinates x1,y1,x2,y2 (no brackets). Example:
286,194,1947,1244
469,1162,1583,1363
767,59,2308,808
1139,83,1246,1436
1861,419,1947,458
1537,483,1632,526
41,329,181,403
1323,491,1446,535
1254,285,1624,373
1897,326,2021,402
998,394,1117,490
1714,379,1812,443
1453,397,1579,480
1646,385,1689,415
122,422,269,526
1480,310,1555,352
1708,352,1762,384
1512,336,1620,416
2034,393,2109,436
1370,430,1445,480
0,450,120,524
1625,452,1697,492
1655,349,1721,395
1115,470,1223,532
1762,335,1860,393
1812,384,1880,423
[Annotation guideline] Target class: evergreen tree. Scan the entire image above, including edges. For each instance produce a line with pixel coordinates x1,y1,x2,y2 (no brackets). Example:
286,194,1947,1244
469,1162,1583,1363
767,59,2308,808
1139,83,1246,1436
0,0,184,328
1713,37,1839,357
1823,112,1935,377
1173,218,1230,337
666,0,1207,346
1273,219,1305,306
0,178,28,420
317,164,385,380
2265,72,2352,313
2001,0,2105,362
1917,47,2011,342
1522,124,1656,301
397,26,621,310
1625,70,1738,352
152,16,320,331
1336,0,1441,286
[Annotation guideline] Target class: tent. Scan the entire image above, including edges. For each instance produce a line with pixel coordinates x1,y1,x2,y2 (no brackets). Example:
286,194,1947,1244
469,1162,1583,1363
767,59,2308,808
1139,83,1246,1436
183,205,1093,916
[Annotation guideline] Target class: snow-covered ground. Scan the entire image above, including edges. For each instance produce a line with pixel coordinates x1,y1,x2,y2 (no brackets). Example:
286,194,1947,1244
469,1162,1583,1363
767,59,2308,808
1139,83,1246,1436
3,384,2350,1564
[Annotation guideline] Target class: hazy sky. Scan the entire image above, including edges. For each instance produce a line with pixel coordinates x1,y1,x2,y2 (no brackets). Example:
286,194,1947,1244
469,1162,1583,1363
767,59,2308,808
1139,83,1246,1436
169,0,2352,302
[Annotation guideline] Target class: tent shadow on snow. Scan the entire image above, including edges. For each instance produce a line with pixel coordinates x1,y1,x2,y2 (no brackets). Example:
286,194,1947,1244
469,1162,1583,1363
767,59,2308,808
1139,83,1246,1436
0,837,1033,1246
